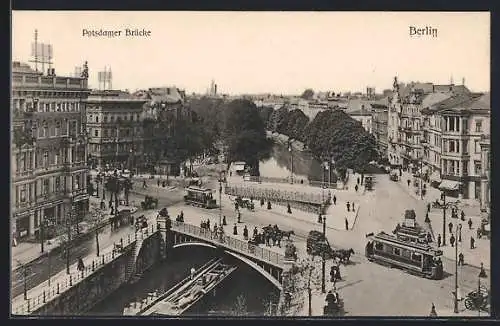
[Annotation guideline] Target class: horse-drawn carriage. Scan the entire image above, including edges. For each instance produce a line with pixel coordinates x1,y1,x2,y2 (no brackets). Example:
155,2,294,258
141,196,158,210
235,196,255,211
307,230,333,259
465,285,489,313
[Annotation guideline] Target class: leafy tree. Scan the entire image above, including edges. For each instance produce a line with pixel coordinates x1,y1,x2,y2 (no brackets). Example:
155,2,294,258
301,88,315,100
284,109,309,142
223,99,272,175
267,106,289,133
303,109,379,174
258,106,275,127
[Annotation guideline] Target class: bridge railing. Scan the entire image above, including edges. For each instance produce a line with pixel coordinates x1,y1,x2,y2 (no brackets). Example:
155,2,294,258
172,222,284,267
12,225,156,315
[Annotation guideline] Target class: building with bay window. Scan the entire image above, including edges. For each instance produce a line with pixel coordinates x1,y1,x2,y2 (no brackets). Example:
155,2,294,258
421,92,490,202
11,61,90,242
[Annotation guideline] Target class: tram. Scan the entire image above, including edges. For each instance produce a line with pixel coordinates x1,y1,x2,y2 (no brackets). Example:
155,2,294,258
184,186,218,209
365,231,444,280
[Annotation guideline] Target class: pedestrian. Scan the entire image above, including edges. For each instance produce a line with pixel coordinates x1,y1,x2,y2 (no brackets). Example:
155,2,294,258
346,202,350,212
223,215,227,226
357,177,360,185
287,203,292,214
237,211,241,223
213,223,218,234
207,219,211,230
461,210,465,221
333,195,337,205
458,253,464,266
427,203,431,213
233,224,238,236
352,202,355,211
450,234,455,247
479,263,487,278
399,169,402,177
407,179,410,187
468,218,472,230
243,225,248,240
437,234,441,247
361,173,364,185
143,180,147,189
355,184,359,192
425,212,430,223
345,218,349,230
253,226,258,239
429,303,437,317
470,236,475,249
77,257,85,271
448,222,453,234
260,198,264,207
267,201,272,210
157,179,160,187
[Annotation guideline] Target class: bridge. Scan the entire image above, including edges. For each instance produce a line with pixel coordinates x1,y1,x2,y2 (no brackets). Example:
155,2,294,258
13,213,290,315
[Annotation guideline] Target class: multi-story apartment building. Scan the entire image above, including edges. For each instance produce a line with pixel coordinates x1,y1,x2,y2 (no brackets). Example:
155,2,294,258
347,106,373,134
421,92,490,202
86,90,148,169
371,102,389,156
11,61,90,241
387,77,470,169
134,87,185,174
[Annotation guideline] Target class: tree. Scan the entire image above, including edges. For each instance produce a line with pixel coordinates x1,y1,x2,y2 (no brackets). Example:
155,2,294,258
284,109,309,142
223,99,272,175
303,109,379,174
301,89,315,100
267,106,289,133
258,106,275,127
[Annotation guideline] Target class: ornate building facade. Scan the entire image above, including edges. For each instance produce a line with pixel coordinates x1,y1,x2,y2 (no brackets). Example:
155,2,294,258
86,90,147,169
11,61,90,241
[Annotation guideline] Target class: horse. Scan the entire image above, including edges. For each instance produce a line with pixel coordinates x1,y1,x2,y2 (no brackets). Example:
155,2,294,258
280,230,295,240
332,248,355,264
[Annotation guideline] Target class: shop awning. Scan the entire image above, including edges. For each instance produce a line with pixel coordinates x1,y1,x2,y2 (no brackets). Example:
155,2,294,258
439,180,460,191
429,171,441,182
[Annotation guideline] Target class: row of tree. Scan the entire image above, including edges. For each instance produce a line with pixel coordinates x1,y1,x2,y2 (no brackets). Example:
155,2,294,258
260,106,379,175
145,97,272,175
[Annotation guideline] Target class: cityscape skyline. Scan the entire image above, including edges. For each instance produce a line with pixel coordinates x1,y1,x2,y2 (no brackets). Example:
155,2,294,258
13,11,490,94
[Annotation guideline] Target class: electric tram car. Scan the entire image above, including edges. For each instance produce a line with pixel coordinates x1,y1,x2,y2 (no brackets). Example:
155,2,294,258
365,231,444,280
184,186,218,209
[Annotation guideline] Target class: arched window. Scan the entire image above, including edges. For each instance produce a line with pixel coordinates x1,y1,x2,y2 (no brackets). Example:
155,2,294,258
55,120,61,136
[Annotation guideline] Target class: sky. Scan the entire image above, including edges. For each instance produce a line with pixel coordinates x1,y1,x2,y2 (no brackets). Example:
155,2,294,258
12,11,490,95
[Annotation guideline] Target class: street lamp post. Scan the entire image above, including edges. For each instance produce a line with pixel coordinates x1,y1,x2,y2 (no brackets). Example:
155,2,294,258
289,142,293,184
321,215,327,294
219,169,223,226
454,224,459,313
23,263,28,300
40,216,45,253
441,192,447,246
420,159,423,200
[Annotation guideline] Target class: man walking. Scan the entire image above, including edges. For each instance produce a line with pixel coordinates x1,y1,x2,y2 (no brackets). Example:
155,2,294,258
450,234,455,247
468,218,473,230
345,218,349,231
333,195,337,205
437,234,441,247
458,253,465,266
448,222,453,234
470,236,475,249
346,202,350,212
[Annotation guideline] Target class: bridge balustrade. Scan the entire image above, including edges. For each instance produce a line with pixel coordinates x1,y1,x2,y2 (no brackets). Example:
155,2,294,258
13,226,154,315
172,222,284,267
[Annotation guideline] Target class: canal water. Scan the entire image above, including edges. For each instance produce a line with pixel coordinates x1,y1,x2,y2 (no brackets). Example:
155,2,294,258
259,142,329,182
90,246,279,316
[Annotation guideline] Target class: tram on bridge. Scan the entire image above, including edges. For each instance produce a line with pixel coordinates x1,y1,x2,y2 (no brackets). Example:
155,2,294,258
184,186,218,209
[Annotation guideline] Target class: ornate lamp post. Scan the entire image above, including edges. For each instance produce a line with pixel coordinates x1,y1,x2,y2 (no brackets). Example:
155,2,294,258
321,215,327,294
441,191,447,246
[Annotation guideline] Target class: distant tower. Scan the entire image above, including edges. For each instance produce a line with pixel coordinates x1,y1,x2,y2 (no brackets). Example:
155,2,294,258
214,84,218,96
462,77,465,86
210,79,215,96
450,75,454,85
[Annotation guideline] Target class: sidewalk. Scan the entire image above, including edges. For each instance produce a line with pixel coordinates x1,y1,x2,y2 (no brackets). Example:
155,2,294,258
427,211,490,269
12,211,159,315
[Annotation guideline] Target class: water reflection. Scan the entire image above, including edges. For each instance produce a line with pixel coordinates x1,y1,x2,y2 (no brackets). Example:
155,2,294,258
259,142,325,181
89,246,279,316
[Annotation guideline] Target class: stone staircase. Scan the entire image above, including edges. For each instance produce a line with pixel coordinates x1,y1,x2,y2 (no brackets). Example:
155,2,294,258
126,231,145,283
